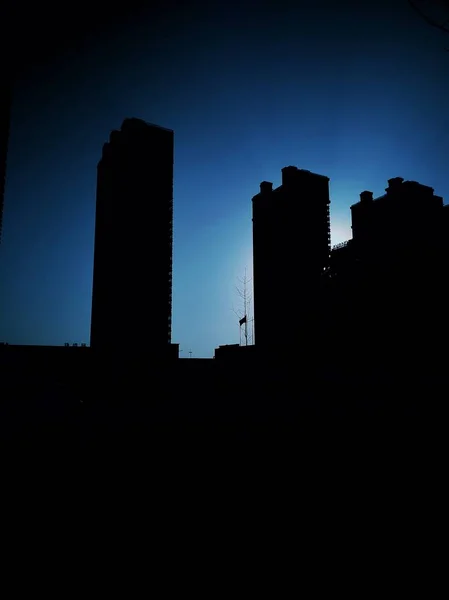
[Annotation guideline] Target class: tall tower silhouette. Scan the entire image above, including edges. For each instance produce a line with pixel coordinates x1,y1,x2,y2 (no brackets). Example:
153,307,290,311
252,167,331,355
90,118,174,353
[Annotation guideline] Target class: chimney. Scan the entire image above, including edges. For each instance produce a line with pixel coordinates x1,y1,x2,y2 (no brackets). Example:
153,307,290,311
260,181,273,194
386,177,404,193
281,165,299,186
360,190,373,203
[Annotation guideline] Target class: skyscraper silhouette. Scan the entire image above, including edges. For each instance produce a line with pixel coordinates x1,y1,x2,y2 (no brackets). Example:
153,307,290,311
90,118,174,354
252,167,331,355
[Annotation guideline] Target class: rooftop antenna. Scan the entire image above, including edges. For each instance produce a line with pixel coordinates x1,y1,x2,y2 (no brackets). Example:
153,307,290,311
189,349,192,358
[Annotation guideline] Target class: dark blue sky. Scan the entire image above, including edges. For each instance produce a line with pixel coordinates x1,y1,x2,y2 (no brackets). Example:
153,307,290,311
1,0,449,356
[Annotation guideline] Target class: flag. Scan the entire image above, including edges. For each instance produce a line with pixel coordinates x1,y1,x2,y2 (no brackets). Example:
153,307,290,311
239,315,247,326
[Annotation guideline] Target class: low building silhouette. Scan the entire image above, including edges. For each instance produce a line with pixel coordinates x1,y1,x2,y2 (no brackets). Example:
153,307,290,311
214,343,257,361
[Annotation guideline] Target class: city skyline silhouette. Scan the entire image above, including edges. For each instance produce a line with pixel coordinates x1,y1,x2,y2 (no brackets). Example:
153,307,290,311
1,0,449,358
1,110,447,369
1,0,448,507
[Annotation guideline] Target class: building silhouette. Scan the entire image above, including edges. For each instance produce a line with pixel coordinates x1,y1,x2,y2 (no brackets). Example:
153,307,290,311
328,177,447,374
0,76,11,245
90,118,174,354
252,166,331,357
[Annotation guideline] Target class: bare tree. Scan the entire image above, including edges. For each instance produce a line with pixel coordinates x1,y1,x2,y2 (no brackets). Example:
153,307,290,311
408,0,449,49
231,267,254,346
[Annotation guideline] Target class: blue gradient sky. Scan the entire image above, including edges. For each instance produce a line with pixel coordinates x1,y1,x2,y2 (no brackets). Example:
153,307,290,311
1,0,449,356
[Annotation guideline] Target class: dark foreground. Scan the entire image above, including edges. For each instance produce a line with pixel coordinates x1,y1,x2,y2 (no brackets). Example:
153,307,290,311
1,371,444,469
1,347,445,493
1,372,445,557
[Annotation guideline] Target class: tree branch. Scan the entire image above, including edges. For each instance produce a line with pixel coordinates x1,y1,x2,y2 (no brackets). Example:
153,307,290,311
408,0,449,34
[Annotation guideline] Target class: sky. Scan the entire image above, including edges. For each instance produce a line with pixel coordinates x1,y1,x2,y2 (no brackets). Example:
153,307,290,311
1,0,449,357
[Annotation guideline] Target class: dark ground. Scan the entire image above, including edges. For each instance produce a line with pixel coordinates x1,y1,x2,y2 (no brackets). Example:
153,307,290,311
1,373,442,471
1,371,443,562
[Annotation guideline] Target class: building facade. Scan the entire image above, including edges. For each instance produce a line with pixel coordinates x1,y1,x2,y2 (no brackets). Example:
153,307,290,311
90,118,174,354
328,177,448,374
252,166,331,356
